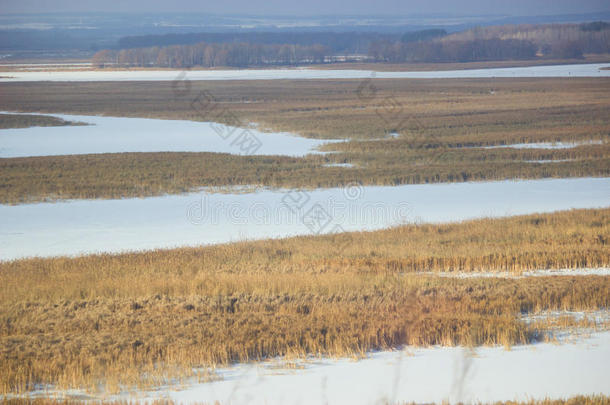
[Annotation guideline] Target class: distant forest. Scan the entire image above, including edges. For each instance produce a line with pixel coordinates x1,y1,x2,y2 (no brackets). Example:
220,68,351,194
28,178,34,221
92,22,610,67
117,32,394,54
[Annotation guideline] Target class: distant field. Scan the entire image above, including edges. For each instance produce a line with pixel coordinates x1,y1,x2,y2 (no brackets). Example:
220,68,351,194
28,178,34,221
0,78,608,203
1,208,608,394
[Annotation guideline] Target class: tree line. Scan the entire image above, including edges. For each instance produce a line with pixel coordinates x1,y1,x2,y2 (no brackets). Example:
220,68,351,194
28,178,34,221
368,22,610,62
92,42,334,68
441,22,610,58
369,38,537,63
117,32,395,54
92,22,610,68
400,29,447,43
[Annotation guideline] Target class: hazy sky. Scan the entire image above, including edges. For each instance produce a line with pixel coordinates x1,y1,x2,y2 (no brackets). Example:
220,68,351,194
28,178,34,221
1,0,609,16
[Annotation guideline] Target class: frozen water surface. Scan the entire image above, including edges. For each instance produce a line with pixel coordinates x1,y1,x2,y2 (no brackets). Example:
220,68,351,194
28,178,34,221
145,332,610,405
1,177,608,261
1,63,609,82
0,112,338,157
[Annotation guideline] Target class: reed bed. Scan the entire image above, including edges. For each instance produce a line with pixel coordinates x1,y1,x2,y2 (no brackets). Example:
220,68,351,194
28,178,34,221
4,77,607,141
0,114,84,129
1,145,608,204
0,78,608,203
1,209,608,394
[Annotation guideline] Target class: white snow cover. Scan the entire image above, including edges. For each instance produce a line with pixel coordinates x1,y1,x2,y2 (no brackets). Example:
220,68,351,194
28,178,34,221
521,310,610,326
40,331,606,404
428,268,610,278
1,177,608,261
484,140,605,150
323,162,356,168
524,159,575,163
1,63,609,82
0,112,338,157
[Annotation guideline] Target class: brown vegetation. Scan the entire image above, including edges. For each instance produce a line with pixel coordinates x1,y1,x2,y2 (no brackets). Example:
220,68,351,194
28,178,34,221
1,144,608,204
1,209,608,393
2,396,609,404
490,398,610,405
489,397,610,405
0,78,608,203
2,78,608,141
0,114,84,130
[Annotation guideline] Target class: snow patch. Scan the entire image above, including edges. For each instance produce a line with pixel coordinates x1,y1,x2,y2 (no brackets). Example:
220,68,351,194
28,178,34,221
427,267,610,278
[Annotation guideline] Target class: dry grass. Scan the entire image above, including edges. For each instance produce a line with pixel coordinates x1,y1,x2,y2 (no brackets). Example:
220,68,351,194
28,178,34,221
2,396,608,404
1,146,608,204
494,398,610,405
3,78,609,141
0,114,84,130
1,208,608,394
486,398,610,405
0,78,609,203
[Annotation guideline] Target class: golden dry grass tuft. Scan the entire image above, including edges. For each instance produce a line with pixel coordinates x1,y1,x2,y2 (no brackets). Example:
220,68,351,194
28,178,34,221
1,209,608,394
